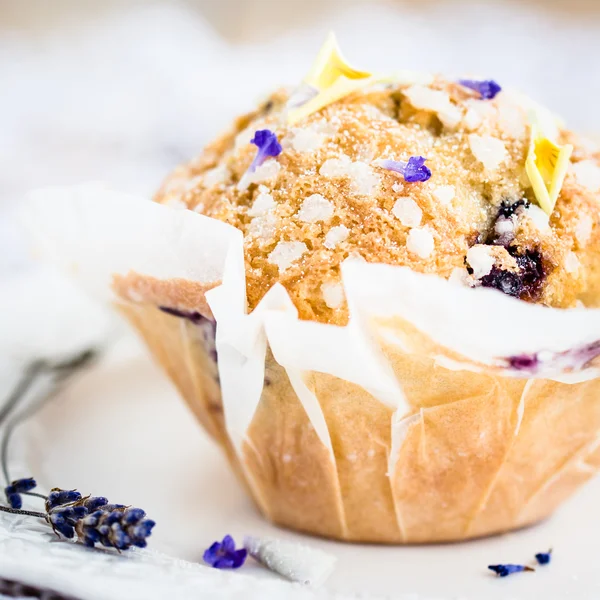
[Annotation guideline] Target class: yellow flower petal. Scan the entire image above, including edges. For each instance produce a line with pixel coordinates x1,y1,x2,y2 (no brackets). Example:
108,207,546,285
287,33,374,125
525,122,573,215
303,32,371,90
288,75,385,125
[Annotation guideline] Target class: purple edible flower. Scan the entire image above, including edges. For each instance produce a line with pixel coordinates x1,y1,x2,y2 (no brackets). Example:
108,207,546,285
203,535,247,569
488,564,534,577
535,549,552,565
459,79,502,100
249,129,282,173
379,156,432,183
4,478,37,509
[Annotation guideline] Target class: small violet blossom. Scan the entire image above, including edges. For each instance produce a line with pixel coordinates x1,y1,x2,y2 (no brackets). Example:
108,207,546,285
379,156,432,183
4,478,37,509
459,79,502,100
535,549,552,565
249,130,282,172
203,535,248,569
488,564,535,577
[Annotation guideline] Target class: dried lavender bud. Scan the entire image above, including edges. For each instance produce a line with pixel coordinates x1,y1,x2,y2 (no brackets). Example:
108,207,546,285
82,496,108,511
46,489,82,511
75,506,155,550
4,486,21,510
488,564,534,577
49,506,88,539
535,549,552,565
4,477,37,509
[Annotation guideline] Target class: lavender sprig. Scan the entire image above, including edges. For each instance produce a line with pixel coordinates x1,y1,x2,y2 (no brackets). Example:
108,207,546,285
76,506,155,550
43,489,155,551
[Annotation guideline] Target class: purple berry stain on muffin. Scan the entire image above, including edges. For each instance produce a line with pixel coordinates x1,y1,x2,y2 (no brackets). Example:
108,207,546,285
159,306,219,375
459,79,502,100
507,340,600,374
249,129,283,172
378,156,432,182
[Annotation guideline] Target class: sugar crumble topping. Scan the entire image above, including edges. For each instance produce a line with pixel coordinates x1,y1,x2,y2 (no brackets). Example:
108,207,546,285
467,245,495,278
565,252,581,273
392,197,423,227
324,224,349,249
468,134,508,171
321,281,345,309
524,204,550,233
406,227,435,259
248,191,276,217
268,241,307,271
432,185,455,205
238,159,281,191
297,193,334,223
573,160,600,193
403,85,462,128
576,215,593,247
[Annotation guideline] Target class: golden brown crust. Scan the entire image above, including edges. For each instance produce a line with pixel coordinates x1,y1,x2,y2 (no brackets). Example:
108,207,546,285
112,272,218,319
156,79,600,324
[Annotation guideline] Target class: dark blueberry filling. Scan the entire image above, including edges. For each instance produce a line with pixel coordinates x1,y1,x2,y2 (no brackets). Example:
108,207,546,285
480,246,546,301
496,199,530,221
480,267,523,297
158,306,204,324
471,198,548,302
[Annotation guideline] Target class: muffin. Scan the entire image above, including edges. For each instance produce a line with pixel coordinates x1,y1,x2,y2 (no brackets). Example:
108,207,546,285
28,35,600,543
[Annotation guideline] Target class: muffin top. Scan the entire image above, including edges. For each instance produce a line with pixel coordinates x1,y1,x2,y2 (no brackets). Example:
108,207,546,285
156,38,600,326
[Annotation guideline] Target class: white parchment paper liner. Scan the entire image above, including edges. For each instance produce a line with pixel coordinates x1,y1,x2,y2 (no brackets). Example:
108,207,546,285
22,185,600,538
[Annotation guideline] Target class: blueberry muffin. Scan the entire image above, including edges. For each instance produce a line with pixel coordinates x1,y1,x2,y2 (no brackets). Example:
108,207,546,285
97,35,600,543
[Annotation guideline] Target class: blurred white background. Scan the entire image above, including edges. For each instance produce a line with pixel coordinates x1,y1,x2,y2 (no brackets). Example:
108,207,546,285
1,0,600,276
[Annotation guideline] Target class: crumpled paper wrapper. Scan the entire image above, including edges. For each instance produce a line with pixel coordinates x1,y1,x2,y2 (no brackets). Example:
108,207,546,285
23,184,600,543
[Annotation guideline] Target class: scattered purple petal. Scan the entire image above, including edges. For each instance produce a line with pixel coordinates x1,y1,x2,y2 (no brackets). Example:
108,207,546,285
379,156,432,183
203,535,248,569
506,340,600,375
535,550,552,565
459,79,502,100
249,129,282,173
488,564,535,577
